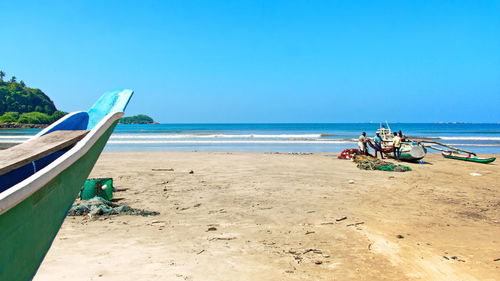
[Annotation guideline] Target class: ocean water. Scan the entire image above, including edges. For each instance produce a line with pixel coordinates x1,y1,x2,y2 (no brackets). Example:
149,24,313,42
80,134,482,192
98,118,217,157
1,123,499,154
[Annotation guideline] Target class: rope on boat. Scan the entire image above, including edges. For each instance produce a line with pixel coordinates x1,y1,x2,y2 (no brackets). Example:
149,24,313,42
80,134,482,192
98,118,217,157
366,140,394,153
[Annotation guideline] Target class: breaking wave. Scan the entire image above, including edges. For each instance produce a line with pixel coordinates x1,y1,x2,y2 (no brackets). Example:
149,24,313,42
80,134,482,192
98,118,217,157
108,140,352,144
437,136,500,141
110,134,323,139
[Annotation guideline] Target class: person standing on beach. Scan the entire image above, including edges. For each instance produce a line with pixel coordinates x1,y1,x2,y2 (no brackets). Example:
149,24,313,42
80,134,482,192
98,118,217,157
358,132,368,155
398,130,407,142
392,132,401,160
374,132,384,159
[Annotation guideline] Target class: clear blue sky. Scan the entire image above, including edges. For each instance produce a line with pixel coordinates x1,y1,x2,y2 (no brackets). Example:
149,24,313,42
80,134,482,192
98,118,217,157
1,0,499,123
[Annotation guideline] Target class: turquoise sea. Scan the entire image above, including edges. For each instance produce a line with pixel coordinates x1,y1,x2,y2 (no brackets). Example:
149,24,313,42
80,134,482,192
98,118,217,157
1,123,500,153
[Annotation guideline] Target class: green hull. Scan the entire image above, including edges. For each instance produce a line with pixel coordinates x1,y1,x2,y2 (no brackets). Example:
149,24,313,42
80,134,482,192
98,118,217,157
0,122,117,281
394,152,424,162
389,143,427,162
443,154,496,164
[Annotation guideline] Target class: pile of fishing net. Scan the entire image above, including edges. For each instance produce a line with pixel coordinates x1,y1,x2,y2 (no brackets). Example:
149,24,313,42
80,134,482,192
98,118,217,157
338,148,362,160
353,155,412,172
68,196,159,219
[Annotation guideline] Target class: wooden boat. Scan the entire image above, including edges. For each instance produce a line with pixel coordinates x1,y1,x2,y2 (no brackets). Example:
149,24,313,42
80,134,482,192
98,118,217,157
372,122,427,162
0,89,133,281
442,151,496,164
396,141,427,162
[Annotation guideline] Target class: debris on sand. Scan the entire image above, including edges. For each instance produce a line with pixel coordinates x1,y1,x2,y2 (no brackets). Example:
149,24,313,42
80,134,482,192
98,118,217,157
443,255,466,262
209,236,236,241
152,168,174,171
346,222,365,227
287,248,326,265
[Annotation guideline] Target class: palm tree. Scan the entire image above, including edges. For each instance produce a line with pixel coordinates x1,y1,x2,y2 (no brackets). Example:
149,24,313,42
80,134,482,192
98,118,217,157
10,76,16,83
0,71,5,81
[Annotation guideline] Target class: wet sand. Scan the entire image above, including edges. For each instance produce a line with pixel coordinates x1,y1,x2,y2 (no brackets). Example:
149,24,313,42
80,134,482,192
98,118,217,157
33,152,499,281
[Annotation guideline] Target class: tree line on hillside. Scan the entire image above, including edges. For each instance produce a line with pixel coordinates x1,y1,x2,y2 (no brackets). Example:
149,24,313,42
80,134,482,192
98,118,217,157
0,71,66,124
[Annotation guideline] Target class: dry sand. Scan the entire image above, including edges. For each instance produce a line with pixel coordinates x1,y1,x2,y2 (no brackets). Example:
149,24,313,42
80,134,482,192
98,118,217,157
33,152,499,281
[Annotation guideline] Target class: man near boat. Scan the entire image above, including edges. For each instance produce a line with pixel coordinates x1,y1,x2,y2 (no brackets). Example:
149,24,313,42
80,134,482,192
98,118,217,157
393,132,402,160
373,132,385,159
358,132,368,155
398,130,407,142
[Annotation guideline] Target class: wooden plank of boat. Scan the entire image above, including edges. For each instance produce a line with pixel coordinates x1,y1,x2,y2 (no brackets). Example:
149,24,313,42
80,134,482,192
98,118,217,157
0,130,89,176
442,152,496,164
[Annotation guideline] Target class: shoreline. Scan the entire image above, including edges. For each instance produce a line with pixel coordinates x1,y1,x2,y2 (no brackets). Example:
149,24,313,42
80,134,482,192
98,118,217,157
33,152,499,280
2,122,500,153
0,122,48,129
2,140,500,157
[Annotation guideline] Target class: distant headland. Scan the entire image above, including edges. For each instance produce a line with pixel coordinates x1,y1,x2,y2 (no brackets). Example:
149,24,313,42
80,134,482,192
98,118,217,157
119,114,157,124
0,71,66,128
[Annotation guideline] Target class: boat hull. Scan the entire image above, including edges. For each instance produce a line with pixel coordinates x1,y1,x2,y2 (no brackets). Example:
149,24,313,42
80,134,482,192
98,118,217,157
389,142,427,162
442,153,496,164
0,121,117,281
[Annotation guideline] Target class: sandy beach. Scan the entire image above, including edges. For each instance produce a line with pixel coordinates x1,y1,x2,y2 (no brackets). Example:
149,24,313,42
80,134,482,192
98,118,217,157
33,152,499,281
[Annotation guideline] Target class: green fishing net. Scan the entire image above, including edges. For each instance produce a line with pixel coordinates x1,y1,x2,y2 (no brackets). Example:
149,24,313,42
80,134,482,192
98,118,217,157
68,196,159,219
376,164,412,172
353,155,411,172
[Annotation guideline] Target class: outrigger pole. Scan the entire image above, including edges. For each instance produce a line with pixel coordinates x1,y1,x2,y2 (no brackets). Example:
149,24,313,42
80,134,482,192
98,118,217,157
410,139,477,156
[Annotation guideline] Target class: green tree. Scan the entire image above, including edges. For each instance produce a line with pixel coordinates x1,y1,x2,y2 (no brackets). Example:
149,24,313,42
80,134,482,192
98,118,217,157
10,76,16,83
0,112,20,123
0,71,5,81
50,110,67,122
0,79,57,115
17,112,51,124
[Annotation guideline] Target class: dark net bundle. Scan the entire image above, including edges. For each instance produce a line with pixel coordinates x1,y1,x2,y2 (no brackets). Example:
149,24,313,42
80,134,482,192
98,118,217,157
353,155,411,172
68,197,159,219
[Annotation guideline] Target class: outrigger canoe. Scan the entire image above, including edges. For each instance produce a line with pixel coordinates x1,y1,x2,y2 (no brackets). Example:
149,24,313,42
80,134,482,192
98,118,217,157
442,151,496,164
369,123,427,162
0,89,133,281
367,140,426,162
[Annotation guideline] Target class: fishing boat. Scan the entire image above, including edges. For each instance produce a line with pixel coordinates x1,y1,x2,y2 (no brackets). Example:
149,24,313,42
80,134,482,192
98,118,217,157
0,89,133,281
369,122,427,162
442,151,496,164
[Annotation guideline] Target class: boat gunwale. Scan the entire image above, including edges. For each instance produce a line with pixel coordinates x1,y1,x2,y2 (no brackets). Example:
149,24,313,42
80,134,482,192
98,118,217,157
31,111,88,139
0,111,123,215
